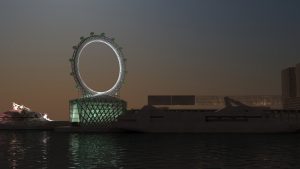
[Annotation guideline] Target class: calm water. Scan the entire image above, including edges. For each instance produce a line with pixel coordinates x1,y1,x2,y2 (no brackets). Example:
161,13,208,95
0,131,300,169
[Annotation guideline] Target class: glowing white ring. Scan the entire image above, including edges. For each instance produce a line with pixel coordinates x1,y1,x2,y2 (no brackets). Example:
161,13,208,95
71,35,125,97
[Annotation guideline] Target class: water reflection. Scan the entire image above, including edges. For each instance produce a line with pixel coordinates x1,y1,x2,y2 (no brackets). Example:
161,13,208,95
69,134,121,169
67,133,300,169
0,131,49,169
1,132,300,169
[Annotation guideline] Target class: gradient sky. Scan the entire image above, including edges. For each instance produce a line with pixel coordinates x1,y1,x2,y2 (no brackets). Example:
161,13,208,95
0,0,299,120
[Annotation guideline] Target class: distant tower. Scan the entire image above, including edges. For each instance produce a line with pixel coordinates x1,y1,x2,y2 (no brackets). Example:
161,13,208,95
281,67,297,98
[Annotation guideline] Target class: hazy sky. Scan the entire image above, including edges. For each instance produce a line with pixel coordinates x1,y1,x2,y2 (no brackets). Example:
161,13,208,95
0,0,299,120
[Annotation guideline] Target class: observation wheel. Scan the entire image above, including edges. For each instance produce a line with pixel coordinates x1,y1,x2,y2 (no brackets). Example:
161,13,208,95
69,32,126,97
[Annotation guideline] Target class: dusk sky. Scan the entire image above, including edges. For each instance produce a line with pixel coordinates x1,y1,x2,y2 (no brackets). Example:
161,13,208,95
0,0,299,120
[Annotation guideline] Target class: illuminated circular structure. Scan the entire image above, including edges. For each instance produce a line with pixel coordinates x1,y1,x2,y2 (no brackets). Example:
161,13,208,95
70,32,126,97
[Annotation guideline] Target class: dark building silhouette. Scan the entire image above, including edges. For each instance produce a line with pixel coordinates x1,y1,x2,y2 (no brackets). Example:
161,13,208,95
282,67,297,98
148,95,195,105
297,63,300,97
282,64,300,110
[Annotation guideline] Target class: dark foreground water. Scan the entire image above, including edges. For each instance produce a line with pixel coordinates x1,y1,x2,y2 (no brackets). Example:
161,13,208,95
1,131,300,169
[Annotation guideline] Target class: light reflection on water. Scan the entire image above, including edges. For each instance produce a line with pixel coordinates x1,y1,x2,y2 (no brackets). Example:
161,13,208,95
0,131,300,169
69,134,121,169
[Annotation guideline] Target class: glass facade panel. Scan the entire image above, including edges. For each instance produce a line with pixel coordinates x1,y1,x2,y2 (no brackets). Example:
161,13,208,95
69,96,126,128
70,103,80,123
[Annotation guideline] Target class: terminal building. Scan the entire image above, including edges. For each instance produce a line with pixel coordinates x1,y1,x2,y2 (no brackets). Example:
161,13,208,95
282,63,300,109
148,95,282,109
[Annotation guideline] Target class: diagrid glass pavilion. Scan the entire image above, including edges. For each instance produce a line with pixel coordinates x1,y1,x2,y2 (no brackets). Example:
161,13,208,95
70,96,126,127
69,32,127,128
